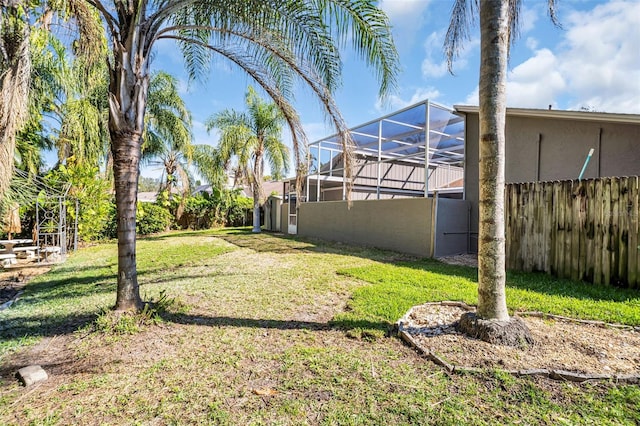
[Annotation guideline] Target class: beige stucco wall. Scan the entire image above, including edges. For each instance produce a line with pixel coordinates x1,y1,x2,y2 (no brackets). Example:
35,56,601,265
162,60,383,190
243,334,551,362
297,198,435,257
464,111,640,251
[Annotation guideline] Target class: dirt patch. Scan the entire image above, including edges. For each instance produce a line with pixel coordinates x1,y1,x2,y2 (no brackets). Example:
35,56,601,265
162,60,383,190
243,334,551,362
0,266,51,308
437,254,478,268
400,303,640,375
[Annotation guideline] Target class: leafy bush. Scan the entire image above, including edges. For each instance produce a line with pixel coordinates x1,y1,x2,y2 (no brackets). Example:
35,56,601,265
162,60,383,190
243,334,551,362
102,203,118,239
45,159,112,242
178,188,252,229
100,201,172,238
228,195,253,226
136,202,172,235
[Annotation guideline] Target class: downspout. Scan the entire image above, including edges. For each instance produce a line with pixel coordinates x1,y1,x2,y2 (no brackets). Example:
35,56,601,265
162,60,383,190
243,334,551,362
536,133,542,181
430,191,438,258
597,128,602,178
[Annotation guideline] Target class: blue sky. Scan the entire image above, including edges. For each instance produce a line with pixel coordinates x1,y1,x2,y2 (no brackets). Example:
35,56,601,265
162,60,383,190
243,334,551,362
143,0,639,179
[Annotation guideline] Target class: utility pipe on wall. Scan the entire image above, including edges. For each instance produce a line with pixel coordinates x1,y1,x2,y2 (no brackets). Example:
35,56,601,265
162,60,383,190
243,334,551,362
578,148,595,180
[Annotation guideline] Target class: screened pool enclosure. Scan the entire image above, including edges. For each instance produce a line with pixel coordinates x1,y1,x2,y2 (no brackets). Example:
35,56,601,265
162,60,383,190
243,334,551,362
303,100,465,202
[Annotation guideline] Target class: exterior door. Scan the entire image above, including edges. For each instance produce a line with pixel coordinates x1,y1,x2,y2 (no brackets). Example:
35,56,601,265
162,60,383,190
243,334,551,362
288,193,297,235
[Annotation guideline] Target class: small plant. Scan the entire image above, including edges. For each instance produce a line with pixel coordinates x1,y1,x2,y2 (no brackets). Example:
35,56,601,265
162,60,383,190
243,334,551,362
91,291,179,335
93,310,143,335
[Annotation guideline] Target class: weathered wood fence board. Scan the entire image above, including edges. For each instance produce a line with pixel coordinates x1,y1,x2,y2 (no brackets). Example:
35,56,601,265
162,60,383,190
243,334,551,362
506,177,640,288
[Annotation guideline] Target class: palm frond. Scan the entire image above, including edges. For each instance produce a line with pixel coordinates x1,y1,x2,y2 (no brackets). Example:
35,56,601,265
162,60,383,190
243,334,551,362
444,0,479,73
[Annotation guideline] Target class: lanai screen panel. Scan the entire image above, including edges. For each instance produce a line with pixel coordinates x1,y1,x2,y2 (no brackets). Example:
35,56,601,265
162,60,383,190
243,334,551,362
307,100,465,201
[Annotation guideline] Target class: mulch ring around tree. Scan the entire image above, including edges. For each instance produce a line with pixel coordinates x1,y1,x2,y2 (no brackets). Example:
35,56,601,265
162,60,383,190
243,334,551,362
398,302,640,383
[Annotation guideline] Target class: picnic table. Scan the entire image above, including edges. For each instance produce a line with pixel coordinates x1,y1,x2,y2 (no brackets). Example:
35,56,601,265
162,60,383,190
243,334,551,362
0,239,33,254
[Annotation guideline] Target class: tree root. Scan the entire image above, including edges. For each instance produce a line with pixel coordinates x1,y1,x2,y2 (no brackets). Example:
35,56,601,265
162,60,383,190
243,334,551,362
457,312,534,347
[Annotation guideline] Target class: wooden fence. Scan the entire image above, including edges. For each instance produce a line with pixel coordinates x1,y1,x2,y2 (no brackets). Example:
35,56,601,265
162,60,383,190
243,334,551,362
505,177,640,288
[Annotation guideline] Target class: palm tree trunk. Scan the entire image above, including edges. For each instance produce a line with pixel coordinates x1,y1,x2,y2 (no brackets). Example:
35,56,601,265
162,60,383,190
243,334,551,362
477,0,509,321
252,151,263,233
112,130,143,311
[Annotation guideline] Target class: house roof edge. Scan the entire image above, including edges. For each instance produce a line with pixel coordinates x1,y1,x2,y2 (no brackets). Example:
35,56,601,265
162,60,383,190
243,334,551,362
454,105,640,124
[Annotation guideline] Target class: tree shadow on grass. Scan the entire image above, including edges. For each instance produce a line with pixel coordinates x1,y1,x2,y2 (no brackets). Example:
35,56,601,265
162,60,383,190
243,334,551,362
215,230,415,263
0,311,97,345
158,311,390,335
141,230,217,241
140,227,258,242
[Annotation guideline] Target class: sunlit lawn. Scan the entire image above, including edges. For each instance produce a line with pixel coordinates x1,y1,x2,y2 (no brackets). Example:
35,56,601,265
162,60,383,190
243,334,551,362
1,229,638,425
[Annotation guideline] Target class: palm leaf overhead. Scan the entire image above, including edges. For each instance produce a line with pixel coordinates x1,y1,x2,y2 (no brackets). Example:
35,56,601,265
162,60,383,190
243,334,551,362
142,71,193,161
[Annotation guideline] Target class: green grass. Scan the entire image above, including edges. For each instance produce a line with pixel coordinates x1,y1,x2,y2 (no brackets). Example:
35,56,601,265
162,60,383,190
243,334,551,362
334,258,640,329
1,229,639,425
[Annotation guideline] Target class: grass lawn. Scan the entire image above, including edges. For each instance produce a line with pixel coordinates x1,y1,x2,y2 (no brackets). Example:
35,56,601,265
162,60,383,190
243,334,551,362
1,229,638,425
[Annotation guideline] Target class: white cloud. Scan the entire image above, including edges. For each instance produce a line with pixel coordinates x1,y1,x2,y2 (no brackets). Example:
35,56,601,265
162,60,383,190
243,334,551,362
302,122,334,144
519,6,539,34
525,37,538,51
559,1,640,112
421,30,479,79
376,87,441,111
380,0,432,47
177,78,190,96
193,120,217,146
420,30,449,78
507,48,566,108
462,86,478,106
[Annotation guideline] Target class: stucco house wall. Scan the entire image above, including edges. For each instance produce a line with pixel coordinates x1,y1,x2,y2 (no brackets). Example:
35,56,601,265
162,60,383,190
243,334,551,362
460,107,640,252
297,198,435,257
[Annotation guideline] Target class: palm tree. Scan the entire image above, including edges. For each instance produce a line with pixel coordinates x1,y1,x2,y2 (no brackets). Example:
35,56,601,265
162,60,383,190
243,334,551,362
142,71,193,198
206,86,290,233
0,0,103,214
82,0,399,311
142,72,230,222
0,1,32,207
55,57,110,168
445,0,559,344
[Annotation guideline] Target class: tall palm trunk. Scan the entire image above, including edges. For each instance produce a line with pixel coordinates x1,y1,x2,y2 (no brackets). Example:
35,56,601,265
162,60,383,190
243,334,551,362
251,147,263,233
112,130,143,311
477,0,509,321
0,3,31,203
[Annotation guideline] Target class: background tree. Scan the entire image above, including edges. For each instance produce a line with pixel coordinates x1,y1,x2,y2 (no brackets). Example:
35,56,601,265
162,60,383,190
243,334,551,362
445,0,559,345
206,86,289,233
0,1,33,211
0,0,103,209
141,71,194,221
83,0,398,311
